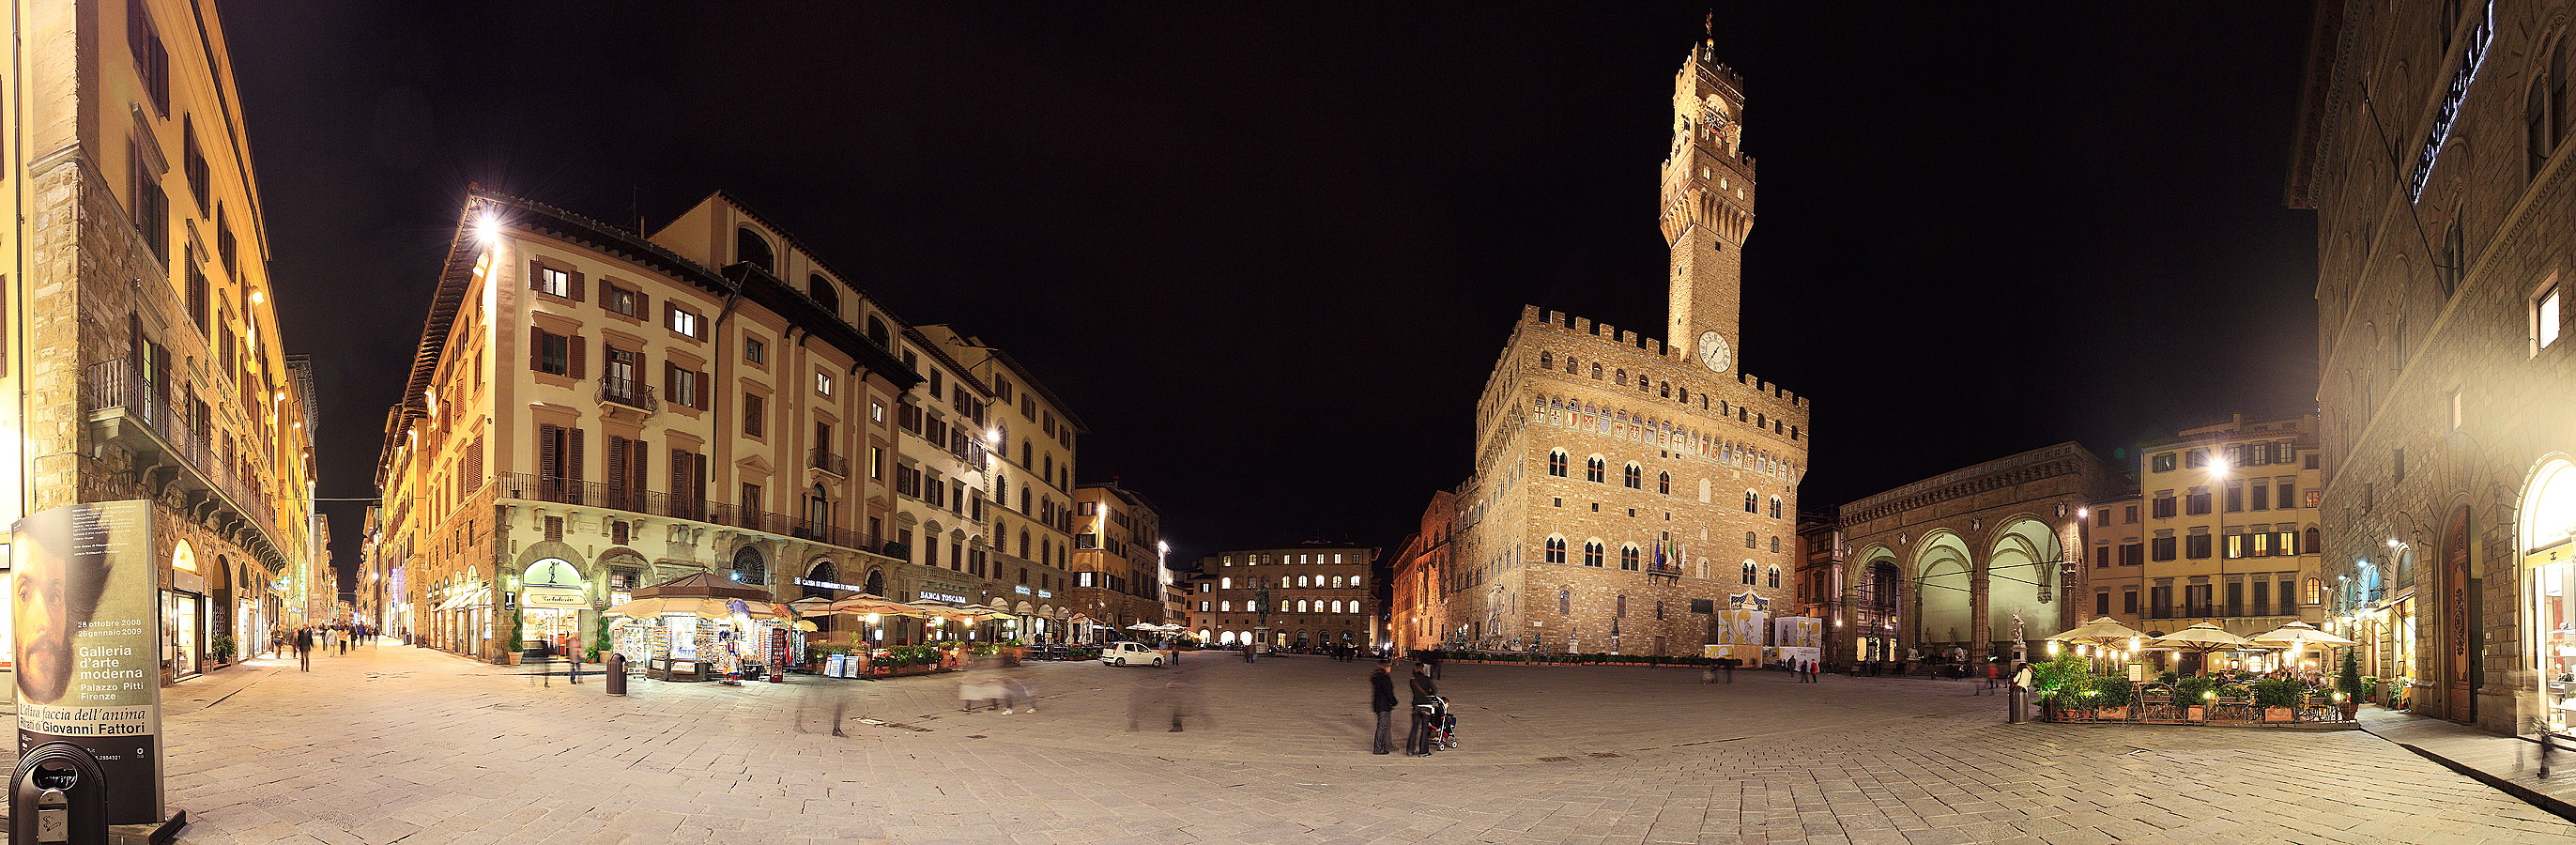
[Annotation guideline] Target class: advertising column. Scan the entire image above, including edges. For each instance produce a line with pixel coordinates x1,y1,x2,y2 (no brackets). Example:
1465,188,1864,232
13,500,165,824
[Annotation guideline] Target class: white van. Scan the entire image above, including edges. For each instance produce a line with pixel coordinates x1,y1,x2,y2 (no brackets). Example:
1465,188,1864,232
1102,642,1166,667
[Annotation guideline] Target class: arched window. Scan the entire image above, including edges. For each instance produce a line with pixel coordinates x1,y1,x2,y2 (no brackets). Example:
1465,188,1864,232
731,545,768,586
1767,565,1781,588
2436,219,2463,297
1590,362,1602,379
1583,541,1604,567
863,568,886,596
1539,351,1553,368
1616,594,1628,617
1678,387,1688,403
1330,575,1343,588
2533,76,2558,179
1548,450,1569,477
2302,526,2320,555
1565,357,1578,375
808,274,841,315
802,559,837,599
2304,576,2323,606
865,316,891,349
1220,601,1232,611
1623,463,1643,488
1297,575,1311,587
1297,600,1310,613
1658,471,1671,495
1545,536,1567,563
1741,562,1757,584
1743,531,1756,548
1614,368,1626,385
1770,536,1781,553
1743,490,1758,513
1587,457,1606,483
1558,588,1571,614
1769,496,1784,519
1619,545,1640,571
736,226,774,272
1658,382,1670,398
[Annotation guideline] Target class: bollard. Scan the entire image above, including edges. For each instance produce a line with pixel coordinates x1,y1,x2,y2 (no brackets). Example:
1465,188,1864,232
606,653,628,697
2007,685,2029,724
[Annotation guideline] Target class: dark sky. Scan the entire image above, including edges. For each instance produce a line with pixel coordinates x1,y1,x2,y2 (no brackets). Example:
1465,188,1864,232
222,3,2320,594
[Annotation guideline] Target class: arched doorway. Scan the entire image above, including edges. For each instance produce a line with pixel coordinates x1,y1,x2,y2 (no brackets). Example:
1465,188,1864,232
2442,505,2476,722
1915,532,1973,653
1986,517,2062,648
2521,458,2576,732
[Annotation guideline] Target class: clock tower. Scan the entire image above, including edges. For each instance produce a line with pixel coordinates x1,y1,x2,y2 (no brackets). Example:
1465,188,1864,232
1661,37,1754,374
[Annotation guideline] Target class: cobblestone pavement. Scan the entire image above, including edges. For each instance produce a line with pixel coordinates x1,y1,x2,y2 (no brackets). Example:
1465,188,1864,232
103,644,2576,844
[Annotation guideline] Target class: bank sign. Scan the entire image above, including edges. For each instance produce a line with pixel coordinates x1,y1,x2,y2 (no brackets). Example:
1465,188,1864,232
13,500,165,823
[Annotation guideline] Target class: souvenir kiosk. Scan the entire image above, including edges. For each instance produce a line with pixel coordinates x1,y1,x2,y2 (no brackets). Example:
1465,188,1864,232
604,573,790,683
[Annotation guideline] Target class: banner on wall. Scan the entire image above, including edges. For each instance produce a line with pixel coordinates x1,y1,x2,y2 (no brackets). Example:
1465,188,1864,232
13,500,164,823
1773,617,1823,650
1709,608,1768,650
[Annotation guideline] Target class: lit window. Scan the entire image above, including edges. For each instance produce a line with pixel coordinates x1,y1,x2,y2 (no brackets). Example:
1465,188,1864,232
815,370,834,397
2540,284,2563,351
534,267,570,298
669,307,702,339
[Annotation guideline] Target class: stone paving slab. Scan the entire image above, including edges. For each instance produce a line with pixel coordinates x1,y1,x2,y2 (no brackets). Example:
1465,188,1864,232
15,643,2570,844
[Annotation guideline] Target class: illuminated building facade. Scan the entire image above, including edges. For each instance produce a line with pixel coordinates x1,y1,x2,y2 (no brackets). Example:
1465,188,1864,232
2291,0,2576,732
2,0,320,684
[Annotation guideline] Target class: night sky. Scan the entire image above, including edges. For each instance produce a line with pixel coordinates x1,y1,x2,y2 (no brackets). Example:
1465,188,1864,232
222,4,2321,595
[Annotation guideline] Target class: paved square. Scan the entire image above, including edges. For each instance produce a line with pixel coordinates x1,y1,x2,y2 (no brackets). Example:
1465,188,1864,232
95,645,2576,844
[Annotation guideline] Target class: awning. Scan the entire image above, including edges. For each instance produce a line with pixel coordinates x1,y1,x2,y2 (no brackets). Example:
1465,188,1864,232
433,591,483,612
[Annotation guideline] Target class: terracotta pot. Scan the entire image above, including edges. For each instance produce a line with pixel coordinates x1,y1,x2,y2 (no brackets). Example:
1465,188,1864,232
2186,705,2206,721
2263,706,2295,723
2098,706,2129,720
2340,702,2360,721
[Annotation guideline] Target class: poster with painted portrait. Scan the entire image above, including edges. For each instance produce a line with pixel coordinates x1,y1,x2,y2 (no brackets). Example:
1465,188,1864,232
12,500,163,823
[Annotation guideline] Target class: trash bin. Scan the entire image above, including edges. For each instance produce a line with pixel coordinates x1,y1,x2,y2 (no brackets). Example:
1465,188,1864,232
606,653,628,697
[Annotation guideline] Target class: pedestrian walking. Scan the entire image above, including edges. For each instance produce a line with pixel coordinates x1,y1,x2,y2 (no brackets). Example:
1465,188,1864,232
1002,676,1035,714
293,627,314,671
1369,662,1398,754
338,628,350,655
1720,656,1736,683
1809,658,1823,684
1425,649,1443,679
1406,664,1441,756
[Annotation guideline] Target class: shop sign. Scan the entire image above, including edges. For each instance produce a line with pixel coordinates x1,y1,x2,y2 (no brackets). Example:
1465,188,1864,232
522,587,587,609
1036,590,1052,599
13,500,166,824
1013,586,1033,595
919,591,968,604
796,576,865,592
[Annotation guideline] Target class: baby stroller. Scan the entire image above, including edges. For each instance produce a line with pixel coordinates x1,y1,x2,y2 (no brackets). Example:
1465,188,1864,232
1417,696,1458,751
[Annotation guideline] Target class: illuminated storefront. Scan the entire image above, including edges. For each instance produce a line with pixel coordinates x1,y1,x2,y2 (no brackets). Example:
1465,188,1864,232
516,558,589,656
163,540,206,682
2522,458,2576,734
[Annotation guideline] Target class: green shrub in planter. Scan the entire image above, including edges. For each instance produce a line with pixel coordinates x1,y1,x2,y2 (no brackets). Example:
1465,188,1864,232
2029,653,2090,694
2339,651,2364,699
2251,679,2306,709
2155,669,2180,686
2171,676,2218,704
2091,675,2136,707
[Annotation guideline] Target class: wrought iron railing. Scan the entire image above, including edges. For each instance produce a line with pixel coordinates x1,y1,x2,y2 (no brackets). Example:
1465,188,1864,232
598,376,658,411
84,358,279,533
808,447,849,476
497,472,891,555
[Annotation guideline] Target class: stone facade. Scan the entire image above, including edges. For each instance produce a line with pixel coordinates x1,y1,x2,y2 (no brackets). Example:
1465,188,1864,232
373,191,1092,661
6,0,320,685
1399,38,1805,659
1184,545,1376,650
2291,0,2576,734
1828,443,2122,666
1070,482,1168,638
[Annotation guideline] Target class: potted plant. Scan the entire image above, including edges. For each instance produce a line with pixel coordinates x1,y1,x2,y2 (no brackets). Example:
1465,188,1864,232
2338,650,2364,720
209,635,237,666
589,622,611,665
502,607,526,666
2172,676,2218,721
2093,675,2137,720
2252,679,2305,722
2054,673,2098,721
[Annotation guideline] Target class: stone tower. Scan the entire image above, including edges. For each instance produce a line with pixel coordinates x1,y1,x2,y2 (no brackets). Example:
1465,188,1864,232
1660,38,1754,374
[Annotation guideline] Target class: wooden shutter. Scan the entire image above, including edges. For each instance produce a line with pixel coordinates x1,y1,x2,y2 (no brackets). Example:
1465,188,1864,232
631,442,646,501
664,361,677,399
696,453,710,500
568,427,584,488
568,267,585,302
538,424,560,487
695,372,710,410
636,290,650,320
606,436,627,503
569,335,586,379
671,448,686,504
529,260,545,292
529,327,544,372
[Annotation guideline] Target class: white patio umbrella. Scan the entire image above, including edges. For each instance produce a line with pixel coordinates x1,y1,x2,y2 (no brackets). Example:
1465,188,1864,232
2147,622,2256,677
2250,622,2358,671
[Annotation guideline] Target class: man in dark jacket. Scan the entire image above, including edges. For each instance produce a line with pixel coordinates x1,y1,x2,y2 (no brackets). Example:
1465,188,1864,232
293,627,314,672
1406,664,1441,756
1370,663,1398,754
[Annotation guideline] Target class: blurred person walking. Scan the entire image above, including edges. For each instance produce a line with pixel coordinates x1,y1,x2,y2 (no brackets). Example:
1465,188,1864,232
1369,662,1397,754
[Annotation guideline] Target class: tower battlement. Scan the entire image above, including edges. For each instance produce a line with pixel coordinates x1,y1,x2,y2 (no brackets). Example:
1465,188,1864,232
1523,307,1804,408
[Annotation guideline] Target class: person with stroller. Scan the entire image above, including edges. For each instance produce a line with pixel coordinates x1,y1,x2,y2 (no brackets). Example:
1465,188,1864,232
1405,663,1441,757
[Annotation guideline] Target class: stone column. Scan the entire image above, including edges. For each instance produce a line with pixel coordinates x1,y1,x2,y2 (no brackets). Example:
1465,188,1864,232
1969,561,1991,661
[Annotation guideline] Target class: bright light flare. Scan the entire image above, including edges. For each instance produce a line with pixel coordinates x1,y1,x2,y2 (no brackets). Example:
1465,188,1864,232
475,213,501,243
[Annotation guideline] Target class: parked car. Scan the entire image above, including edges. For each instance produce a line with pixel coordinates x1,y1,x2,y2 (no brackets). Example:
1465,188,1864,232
1101,642,1166,668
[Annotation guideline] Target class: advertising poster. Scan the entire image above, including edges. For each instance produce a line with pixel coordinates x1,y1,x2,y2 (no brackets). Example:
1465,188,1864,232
1710,608,1768,649
13,500,163,824
1773,617,1823,650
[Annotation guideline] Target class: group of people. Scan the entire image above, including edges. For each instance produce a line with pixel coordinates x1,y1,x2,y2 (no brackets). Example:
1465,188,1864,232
278,622,379,671
1368,660,1445,756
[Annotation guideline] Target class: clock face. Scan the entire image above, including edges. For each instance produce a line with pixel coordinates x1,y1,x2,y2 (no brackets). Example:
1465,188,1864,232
1698,331,1732,373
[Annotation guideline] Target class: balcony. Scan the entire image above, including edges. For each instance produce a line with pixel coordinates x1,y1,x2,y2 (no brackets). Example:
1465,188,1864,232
808,447,848,477
83,358,285,565
598,376,657,412
495,471,895,557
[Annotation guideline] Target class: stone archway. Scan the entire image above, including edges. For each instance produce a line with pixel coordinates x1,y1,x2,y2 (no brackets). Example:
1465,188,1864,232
1914,531,1974,653
1986,516,2062,646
